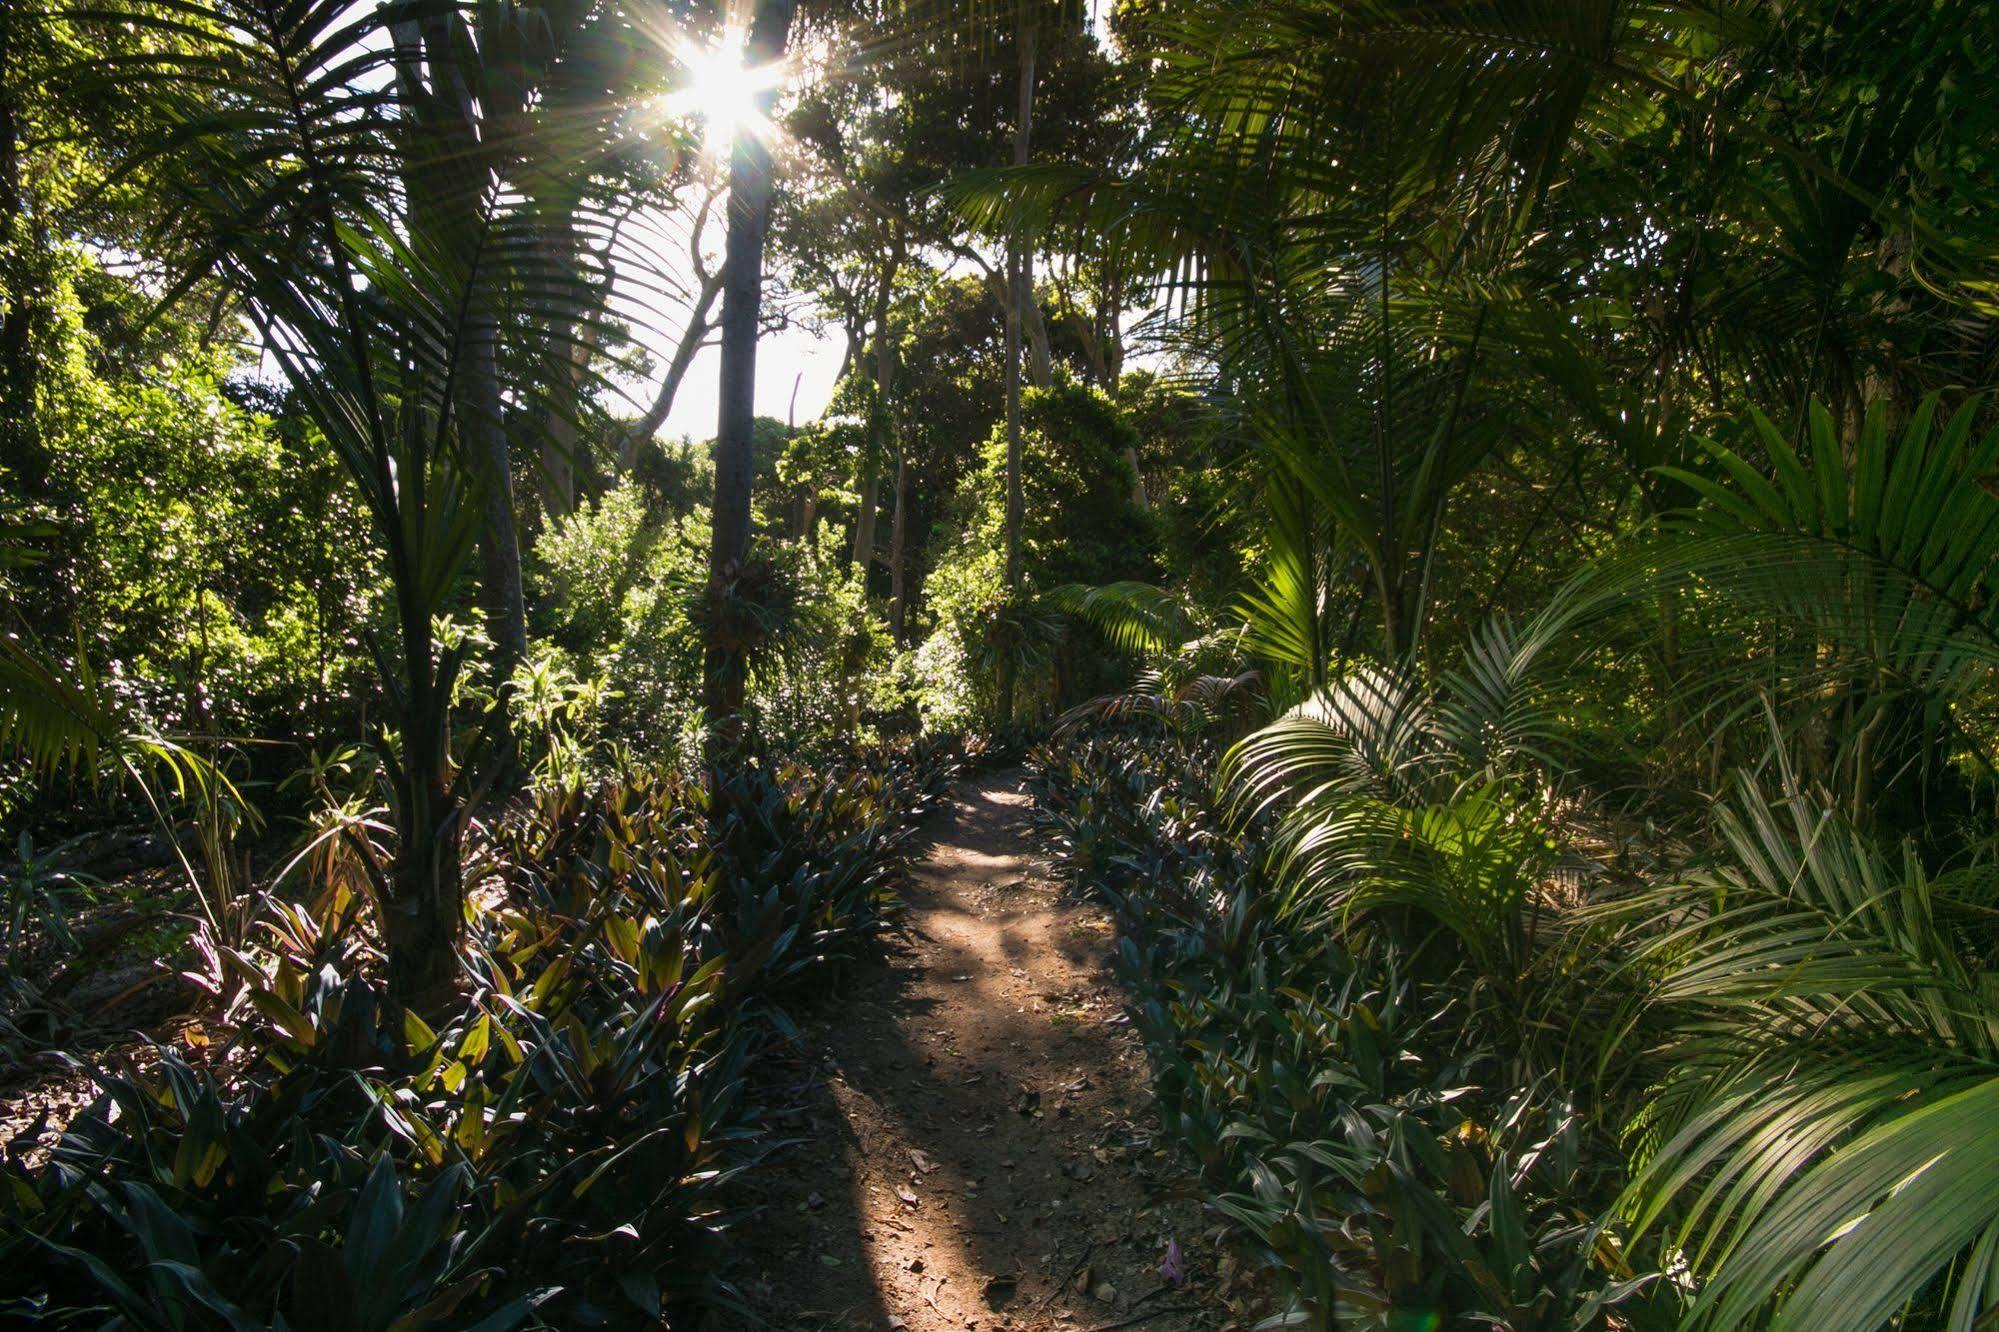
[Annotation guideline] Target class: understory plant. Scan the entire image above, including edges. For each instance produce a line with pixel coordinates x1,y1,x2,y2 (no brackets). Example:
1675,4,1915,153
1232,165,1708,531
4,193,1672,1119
0,740,960,1328
1032,727,1666,1330
1598,771,1999,1331
1034,398,1999,1331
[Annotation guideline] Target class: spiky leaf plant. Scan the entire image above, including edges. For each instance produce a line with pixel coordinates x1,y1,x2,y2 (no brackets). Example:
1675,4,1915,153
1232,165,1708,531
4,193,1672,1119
1601,770,1999,1331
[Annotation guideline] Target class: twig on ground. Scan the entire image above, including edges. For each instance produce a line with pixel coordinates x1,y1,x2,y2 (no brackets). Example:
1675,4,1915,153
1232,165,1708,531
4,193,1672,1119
1044,1239,1099,1309
1090,1306,1205,1331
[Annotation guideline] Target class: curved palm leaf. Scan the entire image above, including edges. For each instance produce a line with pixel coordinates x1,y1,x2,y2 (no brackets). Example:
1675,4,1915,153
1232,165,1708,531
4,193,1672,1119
1223,586,1599,978
1602,772,1999,1330
1634,395,1999,795
1043,580,1192,656
73,0,683,993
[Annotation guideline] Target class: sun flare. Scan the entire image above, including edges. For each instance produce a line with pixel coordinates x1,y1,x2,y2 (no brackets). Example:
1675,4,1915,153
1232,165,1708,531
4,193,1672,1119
665,29,782,156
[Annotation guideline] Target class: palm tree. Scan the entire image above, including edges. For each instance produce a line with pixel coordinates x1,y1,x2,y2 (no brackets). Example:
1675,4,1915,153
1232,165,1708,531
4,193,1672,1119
706,0,802,751
956,1,1663,665
1604,773,1999,1331
1556,396,1999,1329
96,0,625,1000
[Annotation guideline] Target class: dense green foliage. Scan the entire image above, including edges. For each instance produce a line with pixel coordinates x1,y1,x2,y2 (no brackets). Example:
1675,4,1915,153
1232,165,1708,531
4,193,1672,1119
2,743,958,1327
1035,734,1660,1327
3,0,1998,1326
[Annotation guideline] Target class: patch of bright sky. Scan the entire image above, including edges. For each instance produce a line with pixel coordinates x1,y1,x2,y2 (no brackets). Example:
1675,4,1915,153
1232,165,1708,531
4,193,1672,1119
596,161,851,443
605,20,845,441
658,319,844,440
597,1,1141,447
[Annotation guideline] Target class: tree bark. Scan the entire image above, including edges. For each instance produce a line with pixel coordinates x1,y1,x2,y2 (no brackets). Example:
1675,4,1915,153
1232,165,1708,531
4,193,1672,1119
1002,233,1026,596
889,448,910,641
996,10,1039,725
0,5,43,505
852,452,879,571
704,0,798,749
1022,275,1052,389
381,583,465,1007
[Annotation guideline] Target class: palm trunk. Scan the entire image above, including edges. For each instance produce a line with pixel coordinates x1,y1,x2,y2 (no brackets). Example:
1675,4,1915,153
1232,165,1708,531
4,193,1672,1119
467,317,527,730
382,584,464,1005
705,0,798,750
432,31,526,785
996,11,1038,725
370,14,514,998
889,449,910,640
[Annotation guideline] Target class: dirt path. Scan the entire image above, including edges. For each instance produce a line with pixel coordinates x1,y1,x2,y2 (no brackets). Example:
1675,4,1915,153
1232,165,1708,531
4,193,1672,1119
730,771,1222,1332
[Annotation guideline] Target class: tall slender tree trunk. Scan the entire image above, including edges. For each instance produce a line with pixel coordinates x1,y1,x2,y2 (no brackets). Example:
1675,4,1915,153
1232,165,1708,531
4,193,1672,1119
382,581,465,1006
889,449,910,641
0,6,41,504
373,15,520,1000
1022,272,1051,389
852,261,898,575
996,11,1038,725
467,316,527,724
429,21,527,784
1372,189,1403,661
1001,235,1026,593
852,456,880,572
705,0,798,751
787,370,807,538
1089,268,1143,509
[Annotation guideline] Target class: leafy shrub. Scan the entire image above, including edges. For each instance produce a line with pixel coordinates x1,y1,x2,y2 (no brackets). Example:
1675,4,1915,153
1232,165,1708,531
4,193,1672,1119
1601,774,1999,1331
528,488,914,766
917,375,1163,726
0,742,960,1328
1032,730,1665,1330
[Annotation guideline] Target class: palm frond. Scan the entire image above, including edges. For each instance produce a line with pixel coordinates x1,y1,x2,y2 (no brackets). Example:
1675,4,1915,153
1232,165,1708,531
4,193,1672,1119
0,636,119,778
1043,580,1191,656
1604,771,1999,1330
1629,394,1999,795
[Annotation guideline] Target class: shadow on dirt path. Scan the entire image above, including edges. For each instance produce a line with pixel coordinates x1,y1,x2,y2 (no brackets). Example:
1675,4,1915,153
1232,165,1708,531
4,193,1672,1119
727,770,1223,1331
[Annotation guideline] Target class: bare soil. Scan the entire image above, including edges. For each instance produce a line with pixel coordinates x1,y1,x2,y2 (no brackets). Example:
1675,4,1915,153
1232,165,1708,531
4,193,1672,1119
729,771,1228,1332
